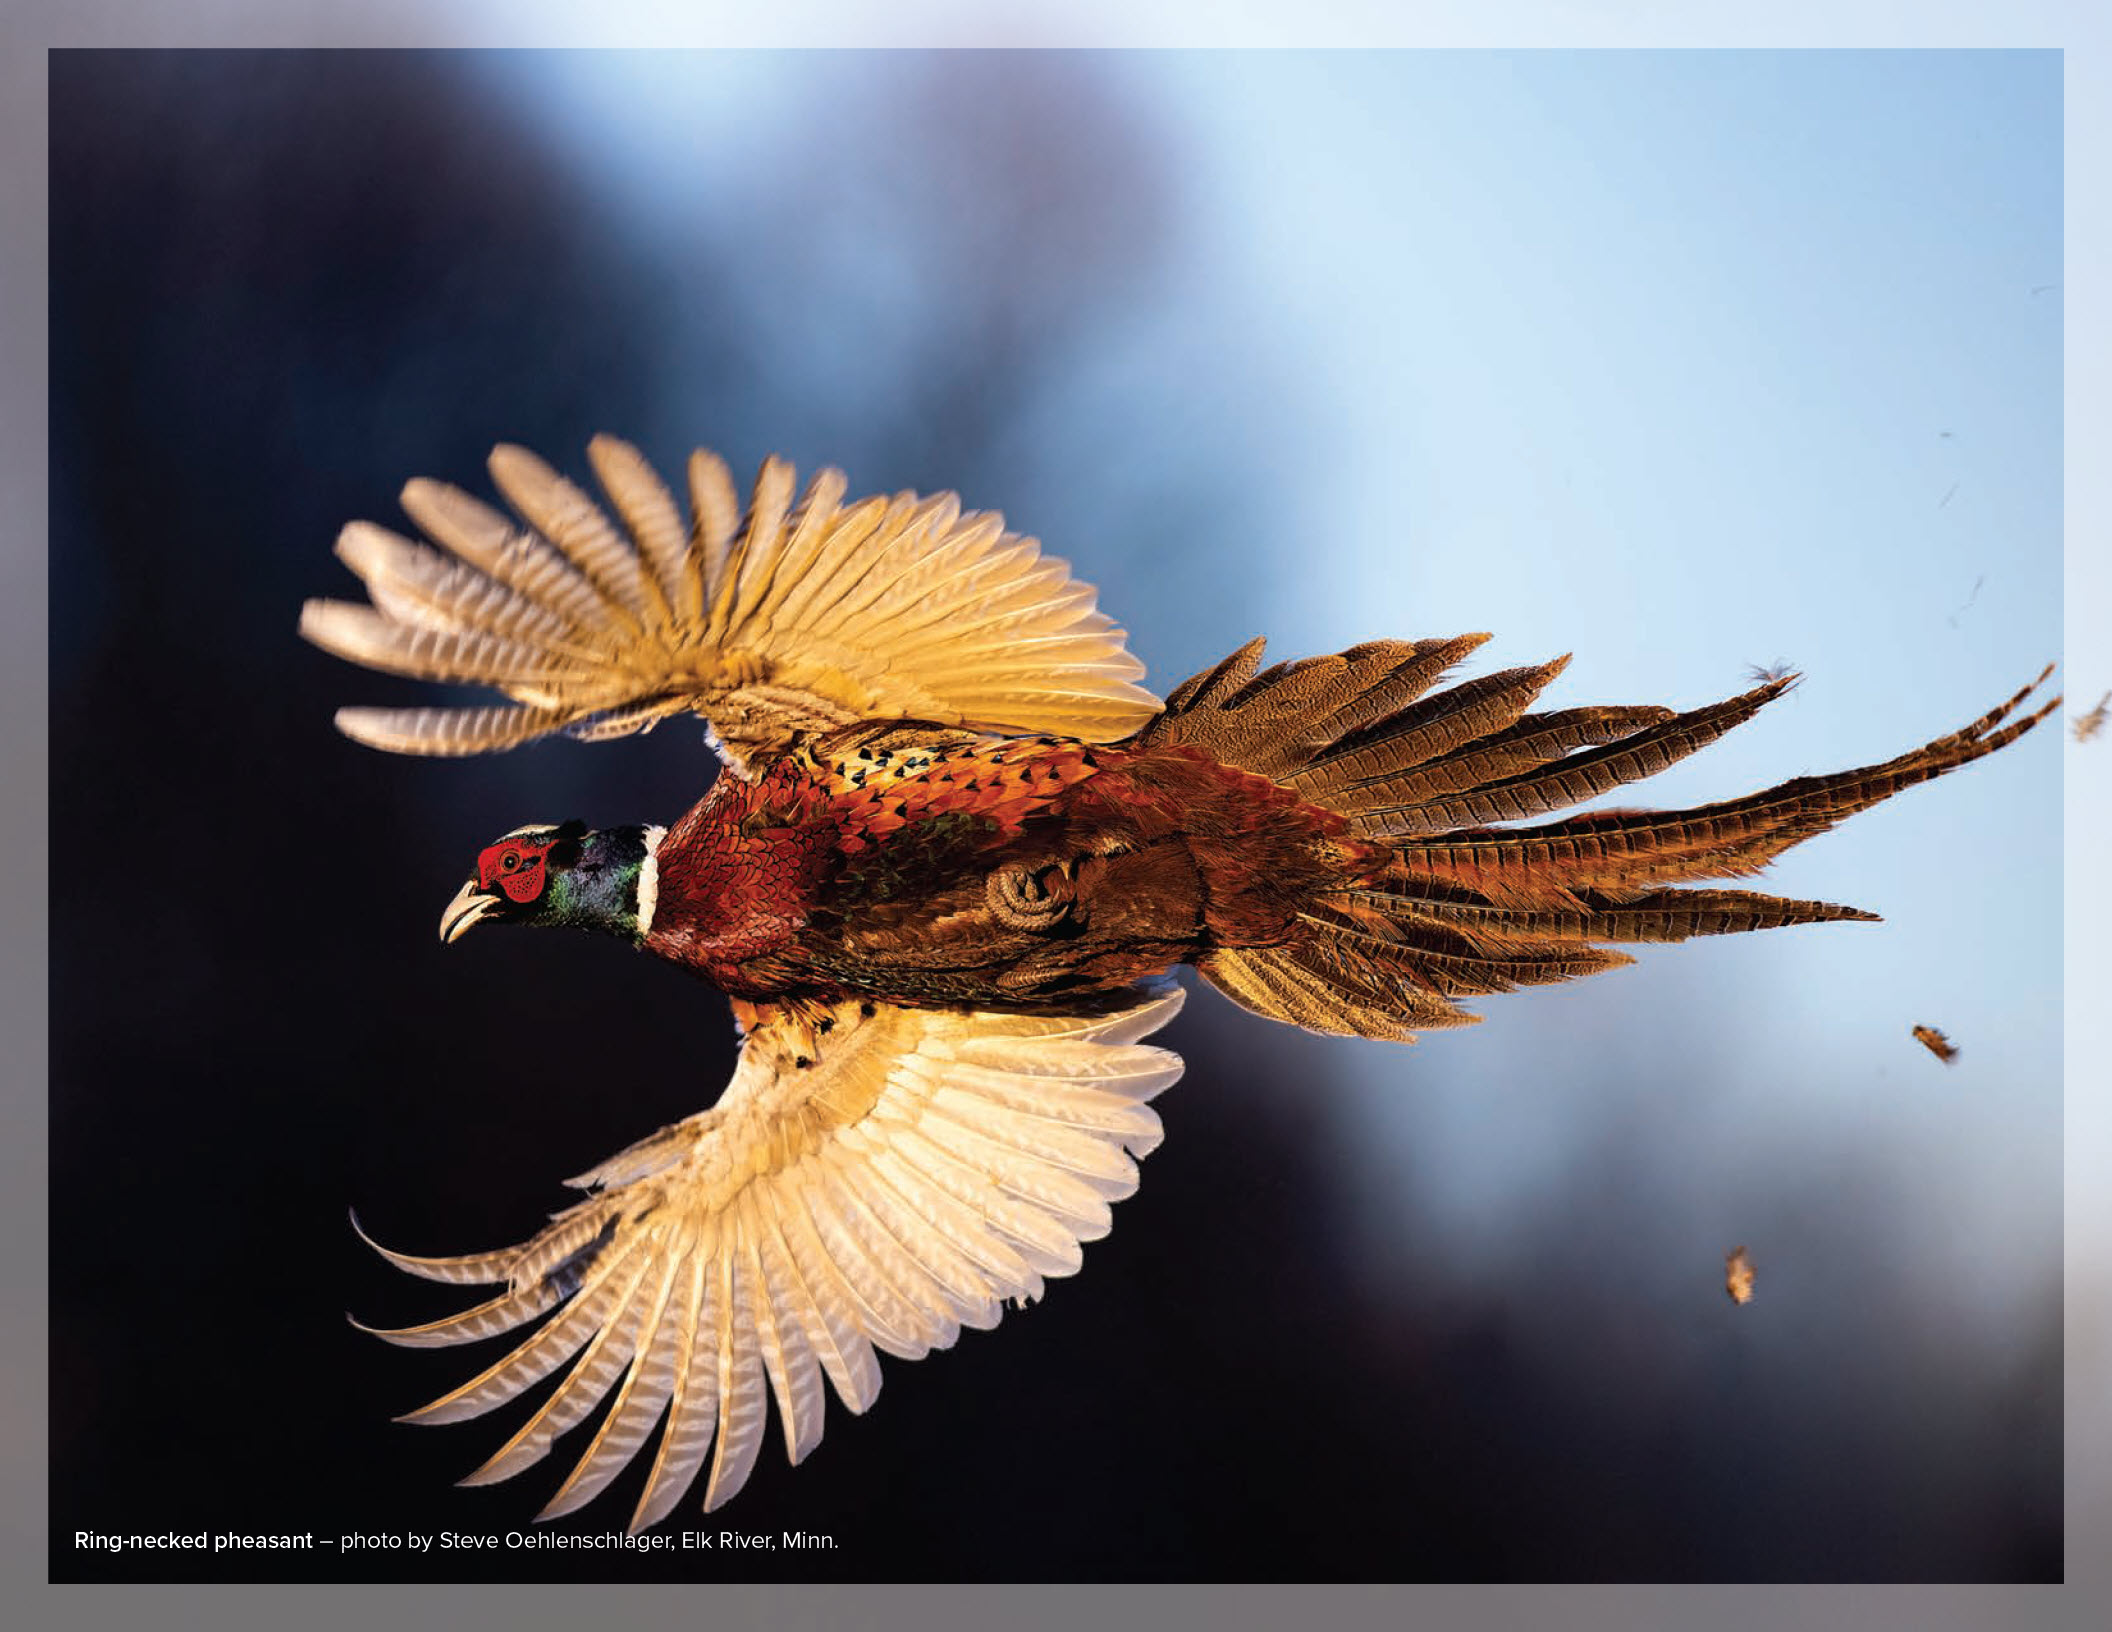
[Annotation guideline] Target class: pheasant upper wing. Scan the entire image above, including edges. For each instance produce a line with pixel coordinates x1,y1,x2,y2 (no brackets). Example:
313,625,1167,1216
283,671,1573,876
300,437,1161,774
354,986,1185,1530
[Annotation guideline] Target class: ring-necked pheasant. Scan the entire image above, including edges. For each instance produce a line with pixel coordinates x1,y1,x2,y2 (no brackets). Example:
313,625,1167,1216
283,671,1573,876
301,435,2057,1529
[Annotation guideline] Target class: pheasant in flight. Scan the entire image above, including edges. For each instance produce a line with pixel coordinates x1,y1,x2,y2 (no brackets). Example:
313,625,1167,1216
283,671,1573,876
301,435,2057,1530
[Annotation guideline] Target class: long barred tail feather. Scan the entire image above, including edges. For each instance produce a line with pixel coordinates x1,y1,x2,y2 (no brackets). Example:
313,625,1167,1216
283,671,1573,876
1151,641,2058,1040
1387,661,2059,904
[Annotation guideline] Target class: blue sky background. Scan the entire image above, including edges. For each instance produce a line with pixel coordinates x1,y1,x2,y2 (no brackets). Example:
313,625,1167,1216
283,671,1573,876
440,48,2066,1565
498,45,2062,1312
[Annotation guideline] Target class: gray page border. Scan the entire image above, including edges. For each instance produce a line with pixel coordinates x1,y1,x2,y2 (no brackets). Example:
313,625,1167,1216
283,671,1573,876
9,3,2104,1629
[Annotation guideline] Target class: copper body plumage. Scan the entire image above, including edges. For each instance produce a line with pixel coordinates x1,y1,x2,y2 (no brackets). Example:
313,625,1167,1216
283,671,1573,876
301,436,2057,1528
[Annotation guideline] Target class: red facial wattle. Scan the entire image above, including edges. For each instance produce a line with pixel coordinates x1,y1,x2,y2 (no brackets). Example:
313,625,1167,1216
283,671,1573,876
477,838,553,905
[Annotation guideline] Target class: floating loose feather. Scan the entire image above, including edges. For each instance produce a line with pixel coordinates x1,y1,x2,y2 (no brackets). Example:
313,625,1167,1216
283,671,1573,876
2074,690,2110,744
1725,1246,1756,1305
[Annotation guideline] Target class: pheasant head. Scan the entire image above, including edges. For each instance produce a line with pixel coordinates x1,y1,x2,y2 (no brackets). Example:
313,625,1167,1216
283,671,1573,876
438,819,661,945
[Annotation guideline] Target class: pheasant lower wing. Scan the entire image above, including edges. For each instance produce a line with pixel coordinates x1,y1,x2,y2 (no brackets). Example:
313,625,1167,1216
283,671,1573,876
300,436,1160,774
351,986,1185,1530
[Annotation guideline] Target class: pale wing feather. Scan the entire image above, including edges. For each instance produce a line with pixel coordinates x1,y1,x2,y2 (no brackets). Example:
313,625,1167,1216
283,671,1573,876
487,444,652,624
759,1179,890,1401
921,1083,1145,1192
825,536,1046,650
683,449,740,622
457,1253,656,1487
747,1192,863,1447
739,467,854,637
354,987,1183,1527
303,436,1161,768
865,1121,1057,1291
391,1244,643,1427
334,522,580,648
534,1247,691,1519
815,510,1018,643
871,546,1077,640
701,1240,768,1512
710,455,798,644
348,1205,603,1288
584,434,687,621
895,1113,1096,1272
352,1282,563,1349
629,1233,718,1533
934,1059,1173,1137
396,478,610,631
329,703,568,756
739,1189,828,1466
763,494,898,634
794,1165,952,1355
787,497,961,642
848,1133,1040,1296
299,601,573,692
832,1153,1005,1329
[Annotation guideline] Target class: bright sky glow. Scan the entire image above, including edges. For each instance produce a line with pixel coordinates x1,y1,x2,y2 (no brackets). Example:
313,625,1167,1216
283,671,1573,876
475,39,2068,1451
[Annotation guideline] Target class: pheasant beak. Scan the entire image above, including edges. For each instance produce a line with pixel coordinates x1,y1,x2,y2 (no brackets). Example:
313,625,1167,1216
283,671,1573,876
439,880,502,943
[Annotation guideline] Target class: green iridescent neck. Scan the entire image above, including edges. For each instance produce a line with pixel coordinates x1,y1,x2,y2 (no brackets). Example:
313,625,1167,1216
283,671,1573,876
539,824,658,943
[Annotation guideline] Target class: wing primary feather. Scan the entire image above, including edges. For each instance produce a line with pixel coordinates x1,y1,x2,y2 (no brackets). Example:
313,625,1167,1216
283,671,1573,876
712,455,798,644
831,1150,1003,1330
348,1205,608,1290
298,600,568,689
700,1223,768,1512
330,703,566,757
738,465,852,637
333,521,584,650
396,477,608,631
629,1227,719,1533
454,1250,656,1485
534,1246,691,1520
350,1281,563,1348
739,1189,828,1466
394,1238,641,1427
854,1134,1040,1296
791,1165,948,1357
757,492,898,634
586,433,686,622
487,443,651,623
683,448,739,622
754,1184,883,1415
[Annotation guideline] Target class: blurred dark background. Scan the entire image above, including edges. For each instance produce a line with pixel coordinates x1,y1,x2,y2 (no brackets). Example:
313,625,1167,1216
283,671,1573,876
49,50,2058,1582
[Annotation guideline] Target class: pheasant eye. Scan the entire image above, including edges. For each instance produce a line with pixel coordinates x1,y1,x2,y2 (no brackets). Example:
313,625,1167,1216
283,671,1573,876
501,852,521,871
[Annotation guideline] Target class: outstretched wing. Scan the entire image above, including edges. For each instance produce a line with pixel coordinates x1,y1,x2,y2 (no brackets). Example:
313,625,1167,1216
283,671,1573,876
300,437,1160,774
352,986,1184,1530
